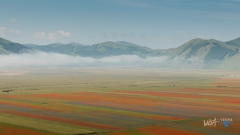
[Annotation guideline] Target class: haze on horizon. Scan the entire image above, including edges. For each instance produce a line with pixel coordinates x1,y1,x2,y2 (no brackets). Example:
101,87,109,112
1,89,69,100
0,0,240,49
0,51,169,68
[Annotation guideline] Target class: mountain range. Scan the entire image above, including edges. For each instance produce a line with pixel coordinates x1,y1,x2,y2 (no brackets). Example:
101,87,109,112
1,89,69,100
0,36,240,69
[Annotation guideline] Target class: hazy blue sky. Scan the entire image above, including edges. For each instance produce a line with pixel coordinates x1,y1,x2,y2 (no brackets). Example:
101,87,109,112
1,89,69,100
0,0,240,49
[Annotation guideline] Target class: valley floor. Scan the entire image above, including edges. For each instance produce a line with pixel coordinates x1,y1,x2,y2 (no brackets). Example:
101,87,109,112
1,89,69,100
0,68,240,135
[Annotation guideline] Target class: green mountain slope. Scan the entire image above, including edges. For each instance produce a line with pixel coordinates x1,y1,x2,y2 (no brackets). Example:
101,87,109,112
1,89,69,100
25,41,154,58
0,37,30,54
78,41,153,57
165,38,239,61
24,43,84,55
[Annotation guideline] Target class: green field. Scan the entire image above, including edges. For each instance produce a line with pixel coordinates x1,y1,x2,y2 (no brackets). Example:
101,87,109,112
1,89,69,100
0,68,240,135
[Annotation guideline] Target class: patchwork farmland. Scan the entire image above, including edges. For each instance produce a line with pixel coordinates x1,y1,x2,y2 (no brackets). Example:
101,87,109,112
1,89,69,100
0,68,239,135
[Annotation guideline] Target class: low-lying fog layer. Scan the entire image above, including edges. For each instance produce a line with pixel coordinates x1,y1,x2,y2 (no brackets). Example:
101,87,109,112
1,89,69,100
0,51,169,68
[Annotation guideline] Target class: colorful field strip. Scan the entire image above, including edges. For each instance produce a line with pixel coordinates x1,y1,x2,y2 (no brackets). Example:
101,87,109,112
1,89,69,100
0,77,239,134
0,122,55,135
0,114,98,135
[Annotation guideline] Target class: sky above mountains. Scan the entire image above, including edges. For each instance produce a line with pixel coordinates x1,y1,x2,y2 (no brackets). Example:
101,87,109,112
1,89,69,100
0,0,240,49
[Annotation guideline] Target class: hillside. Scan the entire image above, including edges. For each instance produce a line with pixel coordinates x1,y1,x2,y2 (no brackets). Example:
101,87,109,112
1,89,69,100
24,41,154,58
158,38,240,69
0,37,30,54
24,43,84,56
165,38,239,60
